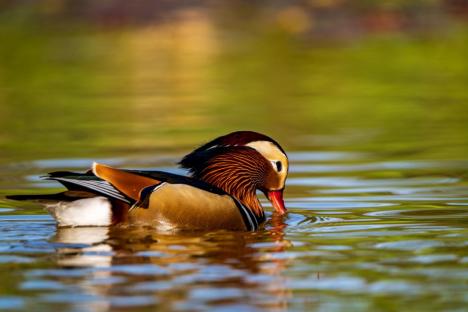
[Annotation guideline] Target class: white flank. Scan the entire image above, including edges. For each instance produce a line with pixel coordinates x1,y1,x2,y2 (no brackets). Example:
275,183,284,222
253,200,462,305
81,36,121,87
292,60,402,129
46,197,112,227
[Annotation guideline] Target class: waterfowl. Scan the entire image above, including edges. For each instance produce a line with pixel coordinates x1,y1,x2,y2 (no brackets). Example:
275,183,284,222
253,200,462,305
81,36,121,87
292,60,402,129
7,131,288,231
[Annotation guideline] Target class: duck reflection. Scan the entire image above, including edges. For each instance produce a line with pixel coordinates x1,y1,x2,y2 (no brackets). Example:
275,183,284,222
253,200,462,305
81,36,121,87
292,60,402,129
51,227,112,267
50,219,291,311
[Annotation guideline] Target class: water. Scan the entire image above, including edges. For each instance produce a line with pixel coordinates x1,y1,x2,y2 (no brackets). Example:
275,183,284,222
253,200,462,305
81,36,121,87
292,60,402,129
1,2,468,312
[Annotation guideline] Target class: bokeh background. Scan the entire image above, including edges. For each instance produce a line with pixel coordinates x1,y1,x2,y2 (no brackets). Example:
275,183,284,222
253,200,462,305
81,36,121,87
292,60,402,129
1,0,468,162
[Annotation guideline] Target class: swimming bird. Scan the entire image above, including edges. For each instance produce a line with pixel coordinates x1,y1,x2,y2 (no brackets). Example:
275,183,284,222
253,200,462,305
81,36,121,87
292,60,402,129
7,131,288,231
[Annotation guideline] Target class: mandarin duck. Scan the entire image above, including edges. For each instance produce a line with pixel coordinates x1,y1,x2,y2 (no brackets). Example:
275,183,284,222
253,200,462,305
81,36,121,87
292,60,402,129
7,131,288,231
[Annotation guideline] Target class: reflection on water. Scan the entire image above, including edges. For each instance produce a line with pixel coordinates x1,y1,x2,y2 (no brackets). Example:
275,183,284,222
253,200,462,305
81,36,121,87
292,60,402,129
1,152,468,311
18,219,292,311
1,1,468,311
52,227,113,267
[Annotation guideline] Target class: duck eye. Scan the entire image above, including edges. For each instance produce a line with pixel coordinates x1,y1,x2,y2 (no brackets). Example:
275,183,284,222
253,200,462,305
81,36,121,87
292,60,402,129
275,161,282,172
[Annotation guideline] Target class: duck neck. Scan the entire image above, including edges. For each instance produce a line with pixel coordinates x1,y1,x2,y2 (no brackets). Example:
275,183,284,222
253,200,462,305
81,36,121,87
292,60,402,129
186,147,269,218
198,173,264,217
231,187,264,217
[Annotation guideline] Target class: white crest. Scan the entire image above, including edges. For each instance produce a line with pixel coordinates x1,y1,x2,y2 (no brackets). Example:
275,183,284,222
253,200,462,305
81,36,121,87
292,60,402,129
246,140,288,189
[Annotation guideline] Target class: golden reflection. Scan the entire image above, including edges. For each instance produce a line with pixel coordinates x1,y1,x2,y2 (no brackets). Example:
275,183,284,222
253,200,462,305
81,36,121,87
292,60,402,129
275,6,312,34
124,9,217,135
263,214,292,311
50,222,292,311
270,212,289,245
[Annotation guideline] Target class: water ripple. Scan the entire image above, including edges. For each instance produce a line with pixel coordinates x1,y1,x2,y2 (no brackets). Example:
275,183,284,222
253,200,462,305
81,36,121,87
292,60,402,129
366,208,468,219
291,160,468,173
287,176,459,187
1,152,468,312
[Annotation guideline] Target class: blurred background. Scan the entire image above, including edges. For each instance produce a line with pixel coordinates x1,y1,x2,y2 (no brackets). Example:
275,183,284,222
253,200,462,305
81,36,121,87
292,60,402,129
1,0,468,162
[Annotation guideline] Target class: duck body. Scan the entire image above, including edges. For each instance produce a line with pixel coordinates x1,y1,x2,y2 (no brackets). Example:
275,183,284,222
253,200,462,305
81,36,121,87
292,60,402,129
7,131,287,231
128,182,264,231
34,169,264,231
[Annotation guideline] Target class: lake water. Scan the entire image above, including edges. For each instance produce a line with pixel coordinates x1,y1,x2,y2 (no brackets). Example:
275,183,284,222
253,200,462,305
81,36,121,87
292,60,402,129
1,2,468,311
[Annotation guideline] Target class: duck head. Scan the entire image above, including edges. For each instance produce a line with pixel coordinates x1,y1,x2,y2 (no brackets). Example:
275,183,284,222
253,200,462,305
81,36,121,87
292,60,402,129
179,131,288,216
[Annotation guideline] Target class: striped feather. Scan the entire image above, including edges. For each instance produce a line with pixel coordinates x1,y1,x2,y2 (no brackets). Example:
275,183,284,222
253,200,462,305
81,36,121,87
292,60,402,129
195,147,271,216
233,198,264,231
45,175,131,204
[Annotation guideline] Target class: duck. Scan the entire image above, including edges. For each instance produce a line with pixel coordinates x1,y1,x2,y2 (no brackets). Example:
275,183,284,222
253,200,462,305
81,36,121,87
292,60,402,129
7,131,288,231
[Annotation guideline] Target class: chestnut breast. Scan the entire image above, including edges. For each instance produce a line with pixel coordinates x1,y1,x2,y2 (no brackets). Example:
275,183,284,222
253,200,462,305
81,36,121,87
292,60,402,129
128,183,247,231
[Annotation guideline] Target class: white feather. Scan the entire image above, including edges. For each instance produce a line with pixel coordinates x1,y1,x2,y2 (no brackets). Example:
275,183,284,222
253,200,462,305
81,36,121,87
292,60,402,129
46,197,112,227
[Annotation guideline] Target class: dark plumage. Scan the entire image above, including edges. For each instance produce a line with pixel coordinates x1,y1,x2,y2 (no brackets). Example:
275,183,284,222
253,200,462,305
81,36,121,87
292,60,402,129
179,131,285,172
